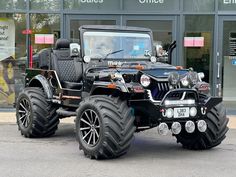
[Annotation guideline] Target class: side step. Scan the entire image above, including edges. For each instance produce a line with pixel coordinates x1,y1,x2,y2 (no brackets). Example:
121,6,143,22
56,108,76,117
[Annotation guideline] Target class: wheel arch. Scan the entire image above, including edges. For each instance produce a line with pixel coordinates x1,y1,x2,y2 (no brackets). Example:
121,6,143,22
28,75,53,99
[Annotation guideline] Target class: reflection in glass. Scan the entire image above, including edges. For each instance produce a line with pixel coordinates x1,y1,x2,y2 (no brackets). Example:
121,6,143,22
30,0,60,11
222,21,236,106
183,0,214,12
30,14,60,53
0,0,26,10
127,20,172,62
70,20,116,43
184,15,214,84
83,31,152,59
0,13,26,107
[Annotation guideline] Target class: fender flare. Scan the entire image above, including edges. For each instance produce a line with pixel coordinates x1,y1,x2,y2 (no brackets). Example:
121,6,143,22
28,75,53,99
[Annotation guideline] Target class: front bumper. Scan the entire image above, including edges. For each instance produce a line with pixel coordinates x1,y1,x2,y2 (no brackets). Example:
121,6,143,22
129,88,222,123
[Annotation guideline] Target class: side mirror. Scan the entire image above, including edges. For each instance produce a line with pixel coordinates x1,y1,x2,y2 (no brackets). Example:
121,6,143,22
154,45,168,63
70,43,80,57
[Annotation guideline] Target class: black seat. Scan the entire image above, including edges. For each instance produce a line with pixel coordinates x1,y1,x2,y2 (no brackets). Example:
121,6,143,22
38,48,51,69
51,39,83,89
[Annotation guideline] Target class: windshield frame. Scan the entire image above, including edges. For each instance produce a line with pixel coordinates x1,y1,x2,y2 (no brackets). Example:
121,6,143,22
80,28,154,61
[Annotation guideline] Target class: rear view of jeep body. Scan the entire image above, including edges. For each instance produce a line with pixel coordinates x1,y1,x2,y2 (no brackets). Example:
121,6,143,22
16,25,228,159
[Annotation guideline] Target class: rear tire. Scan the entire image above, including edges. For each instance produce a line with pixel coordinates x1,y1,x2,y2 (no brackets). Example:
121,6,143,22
16,87,59,138
175,103,229,150
76,96,135,159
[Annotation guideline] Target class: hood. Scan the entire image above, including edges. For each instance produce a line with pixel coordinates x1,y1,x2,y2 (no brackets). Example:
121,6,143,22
142,68,188,78
87,60,189,77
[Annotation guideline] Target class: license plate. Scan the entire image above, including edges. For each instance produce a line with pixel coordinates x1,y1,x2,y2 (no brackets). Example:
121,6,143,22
174,107,189,118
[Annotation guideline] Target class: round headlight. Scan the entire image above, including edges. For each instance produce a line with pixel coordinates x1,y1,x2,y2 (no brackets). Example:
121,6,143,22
181,76,189,87
190,107,197,117
168,72,180,86
140,74,151,87
188,71,199,85
166,108,174,118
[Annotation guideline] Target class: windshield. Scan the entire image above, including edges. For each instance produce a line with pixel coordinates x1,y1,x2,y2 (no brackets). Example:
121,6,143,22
83,31,152,59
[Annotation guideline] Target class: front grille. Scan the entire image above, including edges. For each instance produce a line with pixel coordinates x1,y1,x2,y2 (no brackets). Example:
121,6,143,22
151,82,170,100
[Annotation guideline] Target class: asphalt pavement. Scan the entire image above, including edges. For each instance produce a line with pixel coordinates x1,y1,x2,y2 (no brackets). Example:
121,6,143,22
0,113,236,177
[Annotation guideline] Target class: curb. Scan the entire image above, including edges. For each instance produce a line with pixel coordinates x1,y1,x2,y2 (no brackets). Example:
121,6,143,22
1,112,236,128
0,112,75,124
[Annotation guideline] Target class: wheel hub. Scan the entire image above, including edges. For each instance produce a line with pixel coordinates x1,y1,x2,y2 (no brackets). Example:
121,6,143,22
18,98,31,128
79,109,100,146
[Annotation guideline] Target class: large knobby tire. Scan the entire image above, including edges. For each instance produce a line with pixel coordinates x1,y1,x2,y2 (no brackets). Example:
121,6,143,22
75,96,135,159
16,87,60,138
175,103,229,150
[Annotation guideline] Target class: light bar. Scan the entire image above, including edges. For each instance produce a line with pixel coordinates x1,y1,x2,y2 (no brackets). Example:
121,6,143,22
164,99,195,106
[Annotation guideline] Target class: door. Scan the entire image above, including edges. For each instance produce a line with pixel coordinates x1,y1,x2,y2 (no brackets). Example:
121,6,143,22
65,15,120,42
218,16,236,110
123,16,178,65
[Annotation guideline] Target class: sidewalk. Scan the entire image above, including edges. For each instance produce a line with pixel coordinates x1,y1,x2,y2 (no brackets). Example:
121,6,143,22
0,112,75,124
0,112,235,129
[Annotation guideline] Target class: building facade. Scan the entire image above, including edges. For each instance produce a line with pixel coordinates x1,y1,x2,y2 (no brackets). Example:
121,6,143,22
0,0,236,108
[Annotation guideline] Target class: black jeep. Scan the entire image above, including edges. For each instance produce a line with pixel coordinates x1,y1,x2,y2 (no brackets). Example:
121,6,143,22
16,25,228,159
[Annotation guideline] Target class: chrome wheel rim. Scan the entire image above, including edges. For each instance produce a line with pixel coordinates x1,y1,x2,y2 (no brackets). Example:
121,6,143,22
80,109,100,146
18,98,31,128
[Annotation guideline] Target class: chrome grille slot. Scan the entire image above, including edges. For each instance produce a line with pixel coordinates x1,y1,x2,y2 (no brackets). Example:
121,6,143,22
151,82,170,101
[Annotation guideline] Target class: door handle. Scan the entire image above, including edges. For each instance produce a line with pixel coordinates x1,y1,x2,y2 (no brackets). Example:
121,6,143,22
217,62,220,79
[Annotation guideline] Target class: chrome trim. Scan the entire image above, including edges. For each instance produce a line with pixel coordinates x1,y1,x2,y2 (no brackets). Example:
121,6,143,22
147,90,161,104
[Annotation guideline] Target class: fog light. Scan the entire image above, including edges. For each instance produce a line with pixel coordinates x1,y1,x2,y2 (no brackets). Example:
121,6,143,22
171,122,182,135
166,108,174,118
197,120,207,132
181,77,189,87
158,123,169,136
190,107,197,117
185,121,195,133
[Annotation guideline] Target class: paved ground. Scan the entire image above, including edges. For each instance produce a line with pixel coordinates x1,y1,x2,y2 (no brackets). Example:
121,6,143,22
1,112,236,128
0,113,236,177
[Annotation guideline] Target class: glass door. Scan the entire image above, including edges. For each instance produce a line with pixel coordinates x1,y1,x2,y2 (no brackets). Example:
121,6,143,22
218,16,236,111
65,15,120,42
123,16,177,65
184,15,214,85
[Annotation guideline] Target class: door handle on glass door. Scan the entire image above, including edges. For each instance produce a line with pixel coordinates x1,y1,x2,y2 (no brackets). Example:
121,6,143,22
217,62,220,79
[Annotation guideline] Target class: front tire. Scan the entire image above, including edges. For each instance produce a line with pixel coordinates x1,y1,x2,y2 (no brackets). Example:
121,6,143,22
175,103,229,150
16,87,59,138
76,96,135,159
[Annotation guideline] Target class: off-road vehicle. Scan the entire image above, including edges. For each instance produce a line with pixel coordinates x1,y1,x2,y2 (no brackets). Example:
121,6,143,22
16,25,228,159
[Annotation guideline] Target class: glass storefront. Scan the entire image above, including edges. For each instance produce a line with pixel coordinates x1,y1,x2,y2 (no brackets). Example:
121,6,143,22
126,20,173,61
70,20,116,43
30,14,60,53
0,0,236,108
0,0,26,10
183,0,215,12
0,13,26,107
30,0,61,11
222,21,236,106
184,15,214,84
